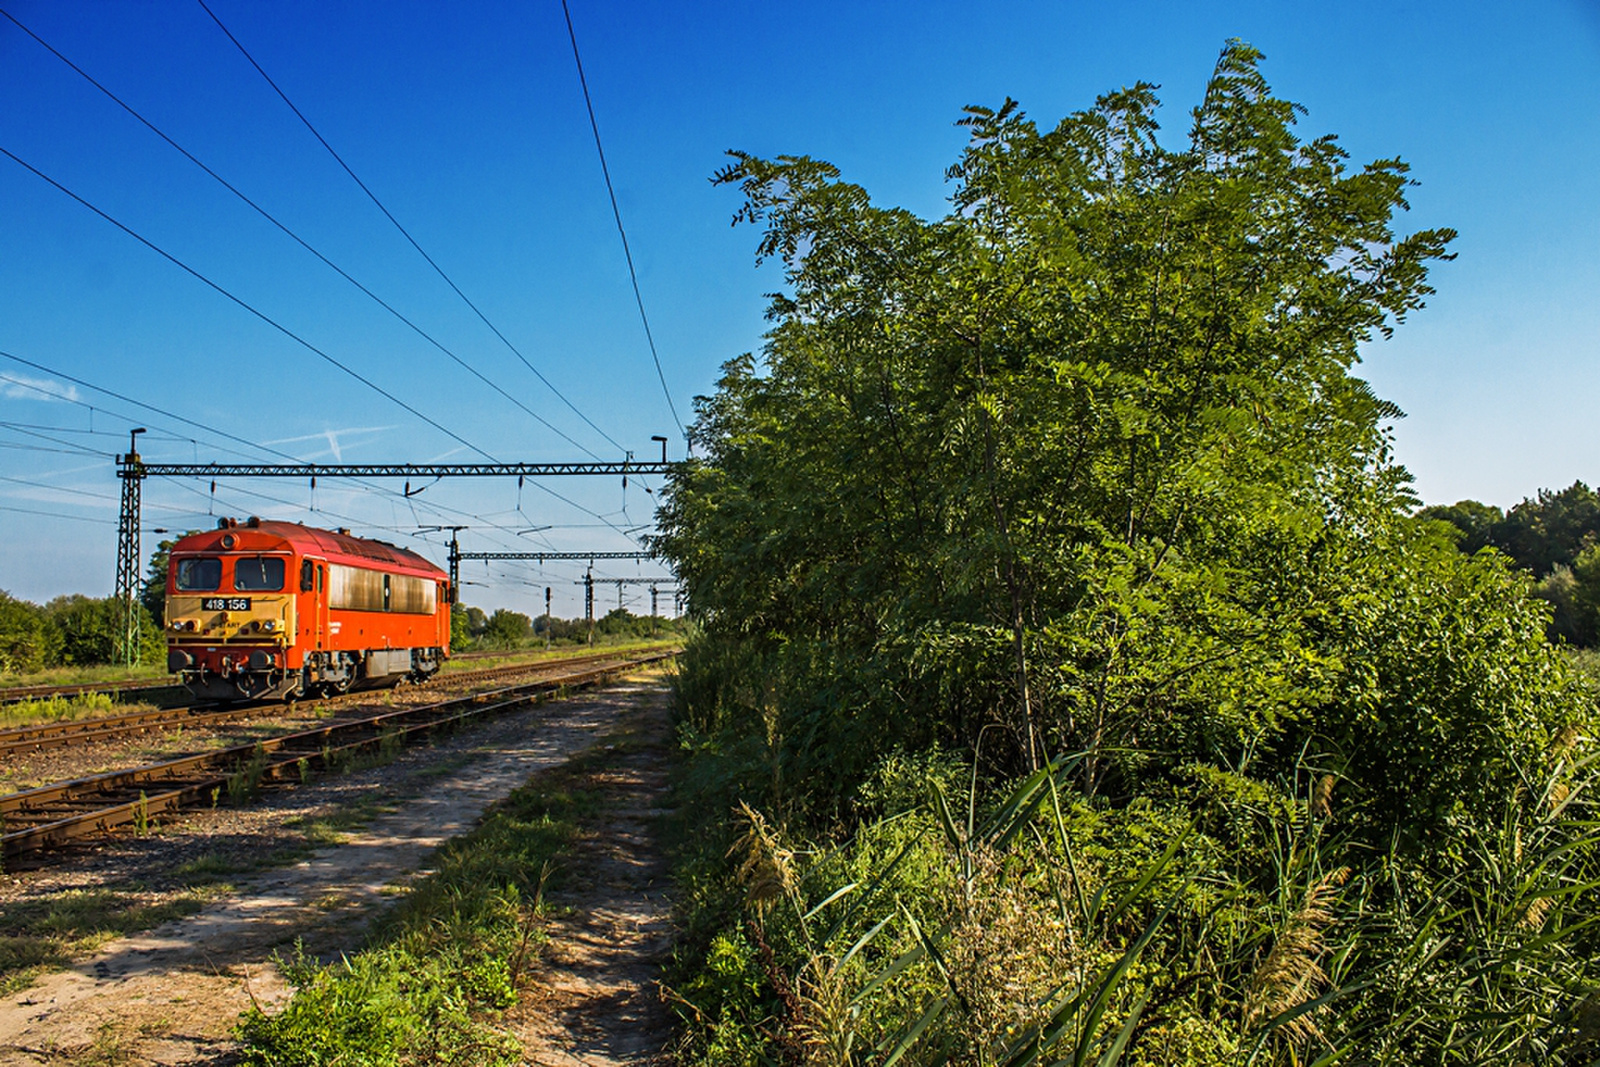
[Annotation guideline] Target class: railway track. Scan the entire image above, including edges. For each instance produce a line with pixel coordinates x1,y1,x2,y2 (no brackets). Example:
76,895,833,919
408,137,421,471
0,648,676,861
0,647,680,757
0,644,672,708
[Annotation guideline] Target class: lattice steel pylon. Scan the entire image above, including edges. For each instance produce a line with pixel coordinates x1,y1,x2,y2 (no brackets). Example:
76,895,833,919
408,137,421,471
114,429,147,667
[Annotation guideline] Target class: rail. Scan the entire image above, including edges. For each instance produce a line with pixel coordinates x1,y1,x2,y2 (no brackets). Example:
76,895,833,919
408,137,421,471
0,648,678,757
1,649,676,860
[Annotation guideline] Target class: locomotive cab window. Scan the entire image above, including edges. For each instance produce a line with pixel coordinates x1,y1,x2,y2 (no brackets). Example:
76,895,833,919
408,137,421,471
301,560,314,592
175,557,222,591
234,557,285,591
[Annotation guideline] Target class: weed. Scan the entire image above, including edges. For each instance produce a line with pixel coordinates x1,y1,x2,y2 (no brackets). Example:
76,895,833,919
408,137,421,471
296,757,311,785
132,791,150,836
227,744,269,804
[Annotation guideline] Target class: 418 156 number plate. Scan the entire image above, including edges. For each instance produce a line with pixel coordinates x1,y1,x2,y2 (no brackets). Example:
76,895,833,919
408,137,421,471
202,597,251,611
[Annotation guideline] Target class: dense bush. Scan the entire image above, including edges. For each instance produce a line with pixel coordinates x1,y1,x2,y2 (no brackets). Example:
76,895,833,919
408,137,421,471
657,43,1598,1064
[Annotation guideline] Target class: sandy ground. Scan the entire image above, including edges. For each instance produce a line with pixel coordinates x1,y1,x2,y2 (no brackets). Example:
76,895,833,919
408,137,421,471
0,678,675,1066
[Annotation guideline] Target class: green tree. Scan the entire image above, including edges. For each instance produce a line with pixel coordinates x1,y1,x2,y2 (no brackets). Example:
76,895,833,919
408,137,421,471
482,609,531,646
42,594,163,667
1492,481,1600,575
661,42,1486,826
654,43,1596,1065
0,591,56,675
1418,499,1502,553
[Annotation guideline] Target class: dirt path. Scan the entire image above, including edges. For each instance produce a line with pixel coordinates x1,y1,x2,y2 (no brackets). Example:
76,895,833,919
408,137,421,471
510,688,675,1065
0,678,676,1066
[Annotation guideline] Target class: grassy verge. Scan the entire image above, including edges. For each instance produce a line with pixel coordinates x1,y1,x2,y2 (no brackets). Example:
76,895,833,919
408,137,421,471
442,636,681,673
234,736,629,1066
0,663,171,690
0,692,168,730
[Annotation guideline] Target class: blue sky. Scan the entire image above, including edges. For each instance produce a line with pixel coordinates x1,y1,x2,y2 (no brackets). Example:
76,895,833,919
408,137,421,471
2,0,1597,616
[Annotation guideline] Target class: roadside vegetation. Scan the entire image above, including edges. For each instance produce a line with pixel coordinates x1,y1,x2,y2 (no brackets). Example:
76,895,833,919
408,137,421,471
655,43,1599,1065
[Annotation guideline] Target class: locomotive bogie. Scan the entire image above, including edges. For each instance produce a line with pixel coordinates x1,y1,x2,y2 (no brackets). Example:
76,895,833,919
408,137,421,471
163,518,451,702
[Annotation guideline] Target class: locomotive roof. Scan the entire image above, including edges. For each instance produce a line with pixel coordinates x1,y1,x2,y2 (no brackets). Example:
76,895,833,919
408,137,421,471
171,520,446,580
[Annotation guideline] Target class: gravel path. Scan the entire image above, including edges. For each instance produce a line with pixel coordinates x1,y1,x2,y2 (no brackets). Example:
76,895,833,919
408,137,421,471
0,678,671,1066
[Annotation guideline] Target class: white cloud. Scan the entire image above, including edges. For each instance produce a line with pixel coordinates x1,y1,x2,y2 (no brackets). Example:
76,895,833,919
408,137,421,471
0,373,81,403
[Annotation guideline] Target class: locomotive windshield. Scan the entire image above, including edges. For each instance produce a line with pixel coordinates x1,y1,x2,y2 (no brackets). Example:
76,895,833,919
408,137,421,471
174,557,222,591
234,557,286,591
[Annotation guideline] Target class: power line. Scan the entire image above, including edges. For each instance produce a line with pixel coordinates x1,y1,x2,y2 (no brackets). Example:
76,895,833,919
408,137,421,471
0,145,497,463
0,5,604,460
0,503,116,525
196,0,631,458
0,350,628,555
0,473,121,503
560,0,685,440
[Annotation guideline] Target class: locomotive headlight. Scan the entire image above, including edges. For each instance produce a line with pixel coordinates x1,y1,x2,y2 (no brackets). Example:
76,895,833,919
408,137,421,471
263,619,277,632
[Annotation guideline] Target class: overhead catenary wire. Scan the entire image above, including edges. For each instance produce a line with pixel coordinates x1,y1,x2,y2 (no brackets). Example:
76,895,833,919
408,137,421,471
5,357,643,600
0,351,638,558
0,145,499,465
560,0,685,441
196,0,632,459
0,151,647,543
0,5,605,461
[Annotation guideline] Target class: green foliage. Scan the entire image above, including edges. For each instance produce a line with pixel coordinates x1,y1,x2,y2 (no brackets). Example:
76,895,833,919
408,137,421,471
1417,499,1502,554
0,590,56,675
0,590,162,675
656,41,1599,1064
672,752,1600,1065
482,608,533,647
45,594,121,666
1426,484,1600,645
449,603,474,652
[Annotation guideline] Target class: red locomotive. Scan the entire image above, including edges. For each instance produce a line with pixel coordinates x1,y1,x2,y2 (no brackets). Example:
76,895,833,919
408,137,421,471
164,517,451,701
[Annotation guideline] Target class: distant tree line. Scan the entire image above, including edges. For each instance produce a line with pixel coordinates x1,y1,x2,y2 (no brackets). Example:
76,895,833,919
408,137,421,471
449,602,685,652
0,591,164,675
1422,481,1600,644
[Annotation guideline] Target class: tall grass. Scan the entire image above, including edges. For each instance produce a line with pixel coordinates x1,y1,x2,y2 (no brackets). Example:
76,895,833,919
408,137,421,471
668,745,1600,1065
